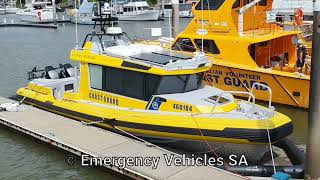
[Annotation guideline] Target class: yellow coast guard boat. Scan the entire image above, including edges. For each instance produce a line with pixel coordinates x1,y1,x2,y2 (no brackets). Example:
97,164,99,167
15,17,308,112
17,22,293,161
154,0,311,108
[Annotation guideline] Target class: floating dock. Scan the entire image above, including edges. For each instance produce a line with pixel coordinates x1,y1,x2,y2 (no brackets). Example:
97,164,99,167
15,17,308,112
0,19,71,28
0,97,253,180
0,23,58,28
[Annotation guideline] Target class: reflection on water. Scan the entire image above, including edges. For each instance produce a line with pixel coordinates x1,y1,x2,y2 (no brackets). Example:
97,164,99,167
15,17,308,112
276,105,308,144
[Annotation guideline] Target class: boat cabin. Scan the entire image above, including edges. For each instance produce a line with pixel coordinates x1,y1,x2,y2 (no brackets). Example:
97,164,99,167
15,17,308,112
172,0,304,73
66,27,216,111
120,1,150,13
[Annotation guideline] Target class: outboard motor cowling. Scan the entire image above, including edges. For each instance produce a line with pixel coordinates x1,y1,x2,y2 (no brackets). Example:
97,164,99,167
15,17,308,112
62,64,75,77
45,66,59,79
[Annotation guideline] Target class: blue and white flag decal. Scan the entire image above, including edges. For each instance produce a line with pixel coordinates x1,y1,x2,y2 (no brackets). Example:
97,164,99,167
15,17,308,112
148,97,165,110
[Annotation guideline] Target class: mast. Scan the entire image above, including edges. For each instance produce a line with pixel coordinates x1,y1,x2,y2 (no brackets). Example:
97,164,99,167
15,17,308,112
52,0,57,25
171,0,179,37
306,0,320,179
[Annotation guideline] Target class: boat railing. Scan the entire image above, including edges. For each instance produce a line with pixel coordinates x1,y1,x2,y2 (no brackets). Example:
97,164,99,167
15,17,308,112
211,82,274,113
250,82,273,110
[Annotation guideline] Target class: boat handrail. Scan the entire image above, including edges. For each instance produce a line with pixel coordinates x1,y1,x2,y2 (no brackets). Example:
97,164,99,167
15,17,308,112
249,82,273,110
213,83,274,112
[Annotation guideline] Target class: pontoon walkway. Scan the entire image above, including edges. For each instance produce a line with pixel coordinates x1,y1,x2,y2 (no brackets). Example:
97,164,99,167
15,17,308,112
0,96,248,180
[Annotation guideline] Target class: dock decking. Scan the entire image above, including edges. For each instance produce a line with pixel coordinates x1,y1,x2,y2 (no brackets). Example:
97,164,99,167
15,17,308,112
0,96,249,180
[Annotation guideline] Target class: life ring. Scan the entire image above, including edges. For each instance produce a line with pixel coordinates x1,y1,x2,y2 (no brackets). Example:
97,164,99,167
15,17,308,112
294,8,304,26
37,11,41,21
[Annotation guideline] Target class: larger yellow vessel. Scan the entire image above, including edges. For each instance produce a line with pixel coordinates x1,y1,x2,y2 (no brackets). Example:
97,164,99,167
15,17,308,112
162,0,310,108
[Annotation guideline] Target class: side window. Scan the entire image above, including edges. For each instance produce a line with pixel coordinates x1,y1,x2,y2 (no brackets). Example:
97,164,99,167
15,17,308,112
243,0,250,5
258,0,267,6
122,70,144,100
232,0,240,8
103,66,160,101
172,38,196,52
156,75,187,94
104,67,123,94
145,74,161,101
194,39,220,54
195,0,225,10
164,5,172,9
89,64,102,90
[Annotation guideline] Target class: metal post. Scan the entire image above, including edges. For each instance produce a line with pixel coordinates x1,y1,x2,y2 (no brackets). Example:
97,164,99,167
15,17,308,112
161,0,164,18
52,0,57,25
171,0,179,37
306,0,320,179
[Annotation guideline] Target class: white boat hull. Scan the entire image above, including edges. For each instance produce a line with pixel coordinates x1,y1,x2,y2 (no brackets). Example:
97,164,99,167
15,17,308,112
5,8,19,14
70,16,95,25
0,8,5,15
159,9,193,18
117,10,159,21
18,13,54,23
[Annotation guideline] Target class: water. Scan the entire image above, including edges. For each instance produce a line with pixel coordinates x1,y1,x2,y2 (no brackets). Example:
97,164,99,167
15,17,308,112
0,16,308,179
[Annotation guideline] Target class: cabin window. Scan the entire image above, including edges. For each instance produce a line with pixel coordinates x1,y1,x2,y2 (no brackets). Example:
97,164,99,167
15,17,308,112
104,67,161,100
145,74,161,100
89,64,204,101
185,74,203,92
179,4,192,11
156,75,187,94
194,39,220,54
123,8,128,12
122,70,144,99
164,5,172,9
155,73,204,94
89,64,160,101
195,0,225,10
258,0,267,6
89,64,103,90
232,0,240,8
172,38,196,52
104,67,123,94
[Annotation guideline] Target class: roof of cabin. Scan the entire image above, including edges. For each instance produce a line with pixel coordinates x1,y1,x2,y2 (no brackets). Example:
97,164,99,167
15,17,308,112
70,42,212,74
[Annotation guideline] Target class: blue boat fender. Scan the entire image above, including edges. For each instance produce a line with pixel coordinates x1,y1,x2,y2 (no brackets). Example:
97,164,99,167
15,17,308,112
272,172,291,180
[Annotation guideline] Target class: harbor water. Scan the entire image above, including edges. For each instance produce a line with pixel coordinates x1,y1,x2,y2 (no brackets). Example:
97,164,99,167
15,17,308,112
0,16,307,179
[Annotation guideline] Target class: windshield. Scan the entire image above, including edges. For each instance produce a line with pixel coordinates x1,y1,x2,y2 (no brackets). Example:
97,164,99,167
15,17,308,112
102,34,132,48
155,73,204,94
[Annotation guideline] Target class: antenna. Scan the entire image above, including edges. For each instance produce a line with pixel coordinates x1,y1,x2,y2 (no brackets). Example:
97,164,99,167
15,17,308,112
75,0,79,48
168,6,173,61
201,0,204,52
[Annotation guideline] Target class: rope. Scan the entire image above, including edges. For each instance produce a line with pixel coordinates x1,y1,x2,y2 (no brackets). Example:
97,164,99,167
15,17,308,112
265,119,277,174
190,113,249,179
0,83,38,112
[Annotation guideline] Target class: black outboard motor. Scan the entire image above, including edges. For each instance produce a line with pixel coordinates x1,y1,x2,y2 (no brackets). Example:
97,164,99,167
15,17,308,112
45,66,59,79
60,64,75,78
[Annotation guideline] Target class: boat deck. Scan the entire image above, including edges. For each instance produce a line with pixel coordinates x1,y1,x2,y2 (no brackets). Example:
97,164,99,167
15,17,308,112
0,96,250,180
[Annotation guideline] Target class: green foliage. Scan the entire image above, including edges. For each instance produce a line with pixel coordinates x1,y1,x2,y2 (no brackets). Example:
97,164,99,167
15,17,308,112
147,0,158,6
16,0,25,8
